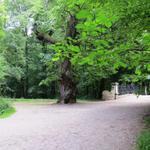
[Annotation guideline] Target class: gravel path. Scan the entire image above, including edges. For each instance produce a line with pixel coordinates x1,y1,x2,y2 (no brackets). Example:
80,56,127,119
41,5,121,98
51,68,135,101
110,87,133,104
0,95,150,150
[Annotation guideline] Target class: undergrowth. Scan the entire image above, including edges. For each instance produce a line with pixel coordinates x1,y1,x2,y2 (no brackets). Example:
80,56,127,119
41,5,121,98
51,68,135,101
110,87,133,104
137,116,150,150
0,99,15,118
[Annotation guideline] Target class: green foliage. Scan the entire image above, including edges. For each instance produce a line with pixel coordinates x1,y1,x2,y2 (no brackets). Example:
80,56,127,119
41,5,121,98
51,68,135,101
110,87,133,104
76,10,91,19
0,2,5,38
137,117,150,150
145,117,150,128
0,0,149,99
0,98,15,118
0,107,16,119
0,55,8,81
0,99,9,114
137,131,150,150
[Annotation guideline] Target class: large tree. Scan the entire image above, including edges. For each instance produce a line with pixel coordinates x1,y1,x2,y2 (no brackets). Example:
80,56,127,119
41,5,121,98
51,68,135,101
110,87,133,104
1,0,149,100
25,0,150,102
31,0,121,103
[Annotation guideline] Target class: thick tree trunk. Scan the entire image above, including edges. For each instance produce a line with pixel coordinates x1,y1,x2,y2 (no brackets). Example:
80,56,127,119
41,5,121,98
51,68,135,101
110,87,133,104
58,15,77,104
35,15,77,103
58,59,76,104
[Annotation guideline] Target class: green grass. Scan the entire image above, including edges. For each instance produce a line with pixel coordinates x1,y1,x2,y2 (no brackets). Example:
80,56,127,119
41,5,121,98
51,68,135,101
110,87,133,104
0,99,10,114
0,107,16,119
0,98,16,119
137,116,150,150
145,117,150,128
7,98,57,103
3,98,97,104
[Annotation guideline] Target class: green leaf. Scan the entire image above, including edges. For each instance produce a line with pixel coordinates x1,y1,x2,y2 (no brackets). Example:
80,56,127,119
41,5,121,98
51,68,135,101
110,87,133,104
76,23,85,30
135,68,142,76
71,46,80,52
147,64,150,71
52,57,59,62
76,10,91,19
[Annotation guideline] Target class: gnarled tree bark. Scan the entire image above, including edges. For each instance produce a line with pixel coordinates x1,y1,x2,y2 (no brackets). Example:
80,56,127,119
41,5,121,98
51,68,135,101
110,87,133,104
58,59,76,104
58,15,77,104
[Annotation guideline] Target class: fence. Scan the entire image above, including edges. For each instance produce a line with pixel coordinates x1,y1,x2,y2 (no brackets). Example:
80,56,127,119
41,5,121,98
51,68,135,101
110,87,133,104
118,84,139,95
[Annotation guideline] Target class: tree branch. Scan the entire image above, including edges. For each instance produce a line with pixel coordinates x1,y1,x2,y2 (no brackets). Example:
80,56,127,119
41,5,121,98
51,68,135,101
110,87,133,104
33,23,56,44
35,31,56,44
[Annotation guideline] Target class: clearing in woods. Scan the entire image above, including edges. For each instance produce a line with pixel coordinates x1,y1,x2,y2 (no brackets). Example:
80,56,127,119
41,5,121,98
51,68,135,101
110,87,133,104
0,95,150,150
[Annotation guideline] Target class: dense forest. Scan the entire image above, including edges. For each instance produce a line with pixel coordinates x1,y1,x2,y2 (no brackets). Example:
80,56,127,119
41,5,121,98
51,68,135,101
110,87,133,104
0,0,149,103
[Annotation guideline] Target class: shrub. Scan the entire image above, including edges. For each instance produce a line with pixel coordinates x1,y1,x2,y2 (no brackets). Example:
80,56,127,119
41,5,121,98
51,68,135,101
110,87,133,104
145,117,150,128
137,116,150,150
0,99,10,115
137,130,150,150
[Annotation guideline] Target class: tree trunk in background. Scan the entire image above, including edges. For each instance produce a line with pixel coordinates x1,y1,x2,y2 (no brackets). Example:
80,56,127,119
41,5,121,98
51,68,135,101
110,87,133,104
50,81,56,98
144,82,148,95
24,28,29,98
58,59,76,104
41,43,48,98
99,79,105,99
24,37,29,98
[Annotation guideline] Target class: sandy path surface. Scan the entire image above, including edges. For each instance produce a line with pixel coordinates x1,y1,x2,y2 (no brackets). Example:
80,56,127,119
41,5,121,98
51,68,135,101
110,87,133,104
0,95,150,150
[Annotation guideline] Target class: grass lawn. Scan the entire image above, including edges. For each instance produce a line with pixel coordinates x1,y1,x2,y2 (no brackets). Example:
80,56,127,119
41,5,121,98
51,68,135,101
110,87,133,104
0,98,57,105
0,99,16,119
137,116,150,150
4,98,98,104
0,107,16,119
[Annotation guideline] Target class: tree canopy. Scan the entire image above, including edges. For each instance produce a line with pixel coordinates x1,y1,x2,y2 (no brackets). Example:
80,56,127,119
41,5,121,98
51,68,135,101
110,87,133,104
0,0,149,102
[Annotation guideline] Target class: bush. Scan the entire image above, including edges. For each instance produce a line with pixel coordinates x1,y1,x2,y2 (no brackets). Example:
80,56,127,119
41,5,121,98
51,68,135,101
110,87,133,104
137,116,150,150
145,117,150,128
0,99,10,115
137,131,150,150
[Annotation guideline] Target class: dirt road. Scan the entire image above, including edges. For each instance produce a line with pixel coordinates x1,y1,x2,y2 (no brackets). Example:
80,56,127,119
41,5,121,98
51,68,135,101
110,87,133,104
0,95,150,150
